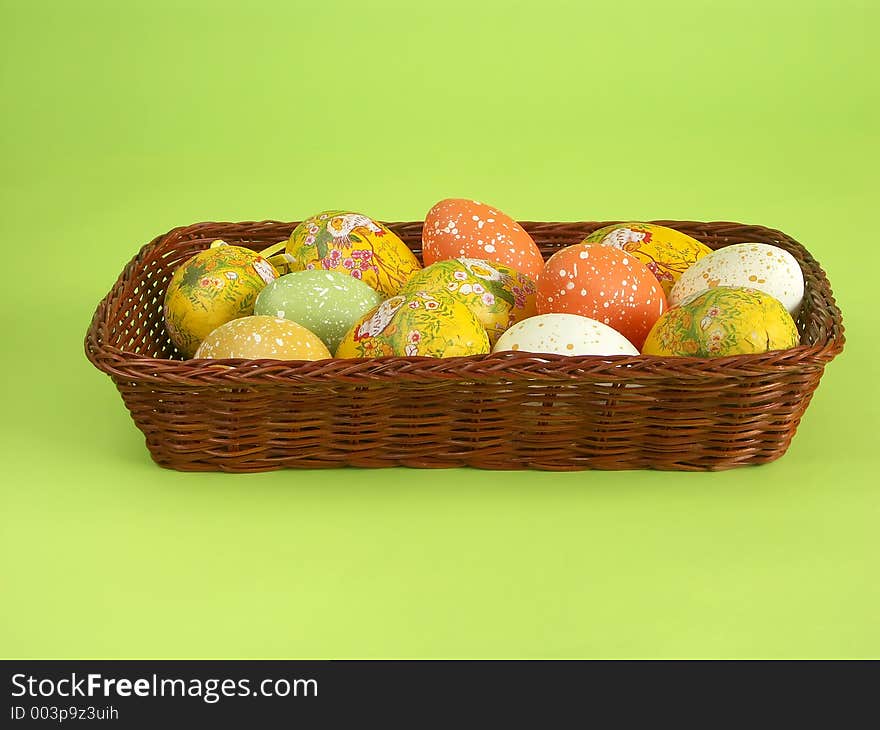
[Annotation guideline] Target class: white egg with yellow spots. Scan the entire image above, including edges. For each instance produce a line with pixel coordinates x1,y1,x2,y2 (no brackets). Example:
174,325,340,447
670,242,804,316
194,316,332,360
493,313,639,356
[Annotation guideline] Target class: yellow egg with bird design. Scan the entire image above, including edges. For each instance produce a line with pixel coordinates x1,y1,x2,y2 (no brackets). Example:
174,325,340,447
335,290,490,358
163,242,279,358
642,286,799,357
582,222,713,297
285,210,421,297
399,258,537,346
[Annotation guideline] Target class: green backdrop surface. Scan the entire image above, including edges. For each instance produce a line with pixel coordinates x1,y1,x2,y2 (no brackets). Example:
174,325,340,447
1,0,877,658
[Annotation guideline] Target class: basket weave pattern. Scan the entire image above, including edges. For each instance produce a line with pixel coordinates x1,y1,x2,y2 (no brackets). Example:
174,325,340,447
85,220,844,472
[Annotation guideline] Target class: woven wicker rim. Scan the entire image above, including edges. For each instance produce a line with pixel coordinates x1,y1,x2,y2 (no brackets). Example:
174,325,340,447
86,219,845,385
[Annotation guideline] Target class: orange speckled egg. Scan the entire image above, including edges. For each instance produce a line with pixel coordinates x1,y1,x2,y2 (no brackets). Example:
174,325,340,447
422,199,544,279
582,222,713,298
537,244,666,349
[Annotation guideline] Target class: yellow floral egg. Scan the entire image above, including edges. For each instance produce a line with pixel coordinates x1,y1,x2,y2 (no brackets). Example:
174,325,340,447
335,290,490,358
164,242,279,358
642,286,799,357
194,316,331,360
286,210,421,297
399,258,537,346
583,222,713,297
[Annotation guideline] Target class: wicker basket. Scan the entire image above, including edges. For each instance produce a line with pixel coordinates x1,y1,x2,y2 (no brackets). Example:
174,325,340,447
85,219,844,472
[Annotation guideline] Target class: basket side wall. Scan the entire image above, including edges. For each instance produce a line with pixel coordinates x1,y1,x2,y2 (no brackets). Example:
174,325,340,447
116,367,824,472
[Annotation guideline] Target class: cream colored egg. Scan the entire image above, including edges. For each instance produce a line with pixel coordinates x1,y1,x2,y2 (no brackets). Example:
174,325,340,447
194,316,332,360
670,243,804,315
493,313,639,356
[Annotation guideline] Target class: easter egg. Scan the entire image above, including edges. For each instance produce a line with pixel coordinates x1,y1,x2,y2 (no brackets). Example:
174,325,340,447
194,316,331,360
164,242,279,358
642,287,799,357
493,314,638,356
422,199,544,279
669,242,805,315
286,210,421,297
399,258,537,346
537,243,666,349
335,290,490,358
254,269,383,353
582,222,713,297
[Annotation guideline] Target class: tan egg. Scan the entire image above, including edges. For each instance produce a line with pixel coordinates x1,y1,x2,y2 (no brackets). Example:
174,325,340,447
194,316,331,361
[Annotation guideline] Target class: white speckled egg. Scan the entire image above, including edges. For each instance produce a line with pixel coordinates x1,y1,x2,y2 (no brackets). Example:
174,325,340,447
670,242,804,316
254,269,383,353
493,313,639,356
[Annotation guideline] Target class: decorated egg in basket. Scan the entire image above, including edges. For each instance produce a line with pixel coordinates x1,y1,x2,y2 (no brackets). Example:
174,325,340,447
400,258,537,346
642,286,799,357
538,243,666,350
335,290,490,358
582,222,713,297
493,313,639,356
254,269,382,353
669,242,805,316
422,198,545,279
163,242,279,358
194,315,332,361
285,210,421,297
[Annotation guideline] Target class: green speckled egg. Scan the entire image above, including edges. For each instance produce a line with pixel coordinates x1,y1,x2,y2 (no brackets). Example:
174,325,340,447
254,270,383,352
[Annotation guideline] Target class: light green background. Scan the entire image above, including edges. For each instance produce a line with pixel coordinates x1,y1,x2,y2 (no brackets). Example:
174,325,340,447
1,0,877,659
